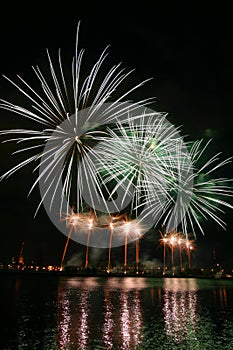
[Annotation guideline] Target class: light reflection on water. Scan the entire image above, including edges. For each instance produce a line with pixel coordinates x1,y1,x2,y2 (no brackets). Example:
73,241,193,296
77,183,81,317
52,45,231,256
1,276,233,349
57,277,144,349
58,295,71,348
103,290,114,349
162,278,199,345
119,290,142,349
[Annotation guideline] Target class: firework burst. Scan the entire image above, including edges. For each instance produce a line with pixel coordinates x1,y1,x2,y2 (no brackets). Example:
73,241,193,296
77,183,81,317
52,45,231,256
161,139,233,236
93,111,193,231
0,22,232,251
0,22,152,219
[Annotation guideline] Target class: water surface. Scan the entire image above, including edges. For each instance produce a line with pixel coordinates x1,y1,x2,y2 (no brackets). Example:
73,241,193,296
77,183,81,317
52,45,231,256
0,276,233,349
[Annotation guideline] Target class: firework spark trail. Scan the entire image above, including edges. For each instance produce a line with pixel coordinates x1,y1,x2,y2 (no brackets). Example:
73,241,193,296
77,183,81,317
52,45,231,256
122,222,132,274
85,218,93,269
60,211,96,268
60,224,74,270
159,229,195,273
135,228,141,274
107,222,113,273
59,210,83,270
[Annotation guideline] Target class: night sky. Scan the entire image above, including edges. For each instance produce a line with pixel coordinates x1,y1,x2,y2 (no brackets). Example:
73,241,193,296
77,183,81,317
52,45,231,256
0,4,232,269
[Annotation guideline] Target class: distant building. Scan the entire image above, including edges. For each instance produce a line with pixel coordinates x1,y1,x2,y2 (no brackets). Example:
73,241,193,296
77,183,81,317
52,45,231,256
18,242,24,265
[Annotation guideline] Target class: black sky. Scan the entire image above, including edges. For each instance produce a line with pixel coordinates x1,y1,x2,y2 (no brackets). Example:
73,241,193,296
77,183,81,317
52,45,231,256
0,3,232,268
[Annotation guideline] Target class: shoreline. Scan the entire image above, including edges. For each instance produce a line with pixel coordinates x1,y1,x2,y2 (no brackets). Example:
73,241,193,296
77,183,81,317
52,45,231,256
0,269,232,280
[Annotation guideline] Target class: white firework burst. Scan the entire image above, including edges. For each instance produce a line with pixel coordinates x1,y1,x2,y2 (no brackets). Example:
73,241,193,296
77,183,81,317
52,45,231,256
0,22,153,218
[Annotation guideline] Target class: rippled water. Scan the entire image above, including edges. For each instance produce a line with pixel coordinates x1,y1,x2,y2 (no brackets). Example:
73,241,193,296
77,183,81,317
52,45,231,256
0,276,233,349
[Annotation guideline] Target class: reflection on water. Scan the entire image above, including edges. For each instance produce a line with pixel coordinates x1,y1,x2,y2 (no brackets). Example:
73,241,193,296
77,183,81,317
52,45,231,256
79,291,89,349
119,290,142,349
58,295,71,348
103,290,114,349
163,278,199,345
1,276,233,349
57,277,144,349
213,287,228,308
58,285,91,349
